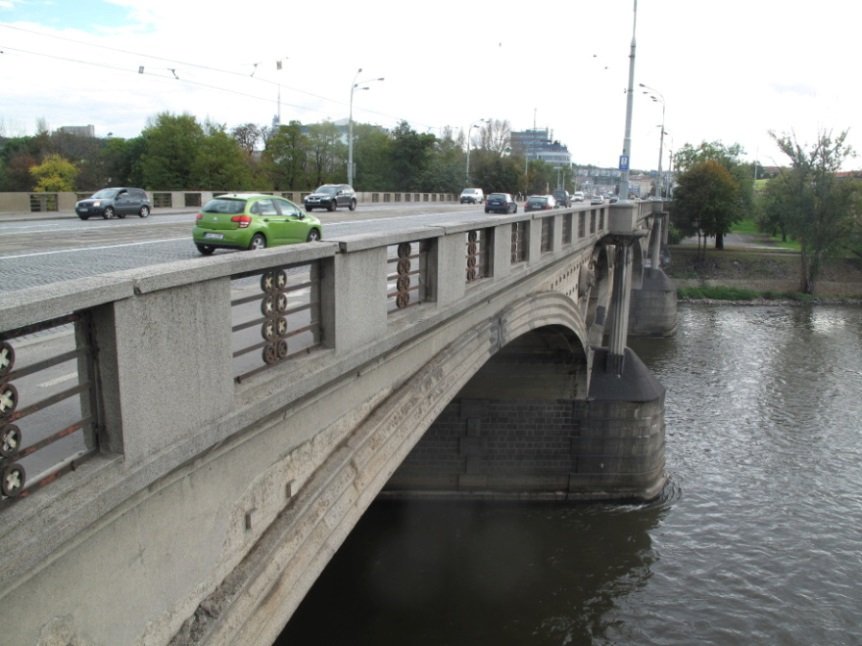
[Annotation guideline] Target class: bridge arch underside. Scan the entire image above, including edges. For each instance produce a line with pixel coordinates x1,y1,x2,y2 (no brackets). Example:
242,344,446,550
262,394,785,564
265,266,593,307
384,324,665,502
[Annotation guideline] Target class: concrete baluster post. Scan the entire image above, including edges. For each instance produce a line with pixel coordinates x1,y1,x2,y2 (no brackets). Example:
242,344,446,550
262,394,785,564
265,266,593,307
606,238,634,375
650,215,662,269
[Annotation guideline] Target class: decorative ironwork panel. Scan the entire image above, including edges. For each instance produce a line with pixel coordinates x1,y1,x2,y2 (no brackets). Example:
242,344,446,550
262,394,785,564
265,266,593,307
510,222,528,264
541,217,553,253
0,314,97,509
231,262,322,383
387,241,427,314
563,213,573,245
465,229,491,283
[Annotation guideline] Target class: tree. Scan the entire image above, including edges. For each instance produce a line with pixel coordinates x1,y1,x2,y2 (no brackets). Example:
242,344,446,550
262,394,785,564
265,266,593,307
305,121,344,187
263,121,308,190
390,121,435,191
671,159,744,257
30,153,78,191
768,129,858,294
190,123,254,190
139,113,204,189
674,141,754,249
351,124,391,190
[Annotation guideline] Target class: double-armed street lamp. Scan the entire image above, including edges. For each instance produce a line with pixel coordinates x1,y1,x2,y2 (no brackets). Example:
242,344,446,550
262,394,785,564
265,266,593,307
348,68,384,187
465,118,487,185
639,82,667,198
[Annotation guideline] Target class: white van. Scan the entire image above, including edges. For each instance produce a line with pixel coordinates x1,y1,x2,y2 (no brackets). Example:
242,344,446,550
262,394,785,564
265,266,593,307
459,188,484,204
572,191,585,202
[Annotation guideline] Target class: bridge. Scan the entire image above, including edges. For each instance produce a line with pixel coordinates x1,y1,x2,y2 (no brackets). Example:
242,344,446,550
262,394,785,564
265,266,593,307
0,201,675,644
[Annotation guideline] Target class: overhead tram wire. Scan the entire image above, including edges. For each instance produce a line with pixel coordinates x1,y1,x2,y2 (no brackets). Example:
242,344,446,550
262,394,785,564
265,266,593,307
0,23,441,134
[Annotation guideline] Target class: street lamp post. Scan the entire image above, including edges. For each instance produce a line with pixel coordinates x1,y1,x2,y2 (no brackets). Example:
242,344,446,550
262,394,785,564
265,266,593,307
465,119,486,185
640,83,666,198
348,68,384,187
618,0,638,201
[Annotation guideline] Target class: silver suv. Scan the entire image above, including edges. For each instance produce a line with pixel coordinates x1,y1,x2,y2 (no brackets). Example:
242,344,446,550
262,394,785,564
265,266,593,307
303,184,357,212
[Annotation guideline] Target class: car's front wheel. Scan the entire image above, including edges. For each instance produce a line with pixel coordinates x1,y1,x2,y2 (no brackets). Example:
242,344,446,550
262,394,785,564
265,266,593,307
103,207,114,219
139,206,150,218
306,229,321,242
196,244,215,255
327,201,336,212
78,214,89,220
305,205,313,212
349,199,357,211
249,233,267,250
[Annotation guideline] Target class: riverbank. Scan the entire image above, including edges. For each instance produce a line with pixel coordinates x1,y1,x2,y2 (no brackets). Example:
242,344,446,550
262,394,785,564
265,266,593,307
666,246,862,303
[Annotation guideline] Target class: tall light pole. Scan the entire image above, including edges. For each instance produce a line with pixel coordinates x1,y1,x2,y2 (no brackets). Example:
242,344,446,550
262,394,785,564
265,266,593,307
348,68,384,187
465,119,486,185
640,83,666,198
618,0,638,201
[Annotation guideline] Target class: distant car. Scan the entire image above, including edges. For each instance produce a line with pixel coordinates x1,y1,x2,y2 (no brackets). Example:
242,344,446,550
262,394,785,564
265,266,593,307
572,191,585,202
552,189,571,207
608,195,619,204
459,188,485,204
485,192,518,214
524,195,557,212
590,195,604,205
75,187,151,220
193,193,322,255
303,184,356,212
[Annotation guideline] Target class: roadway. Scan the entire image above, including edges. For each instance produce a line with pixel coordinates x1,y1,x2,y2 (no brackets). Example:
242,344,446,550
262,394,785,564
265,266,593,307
0,202,491,293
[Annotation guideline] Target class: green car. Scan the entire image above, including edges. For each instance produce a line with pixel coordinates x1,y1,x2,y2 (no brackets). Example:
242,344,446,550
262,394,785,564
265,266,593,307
193,193,322,255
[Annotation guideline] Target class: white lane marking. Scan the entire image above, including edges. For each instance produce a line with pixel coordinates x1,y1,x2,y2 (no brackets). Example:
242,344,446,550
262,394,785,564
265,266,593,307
2,238,184,259
40,371,78,388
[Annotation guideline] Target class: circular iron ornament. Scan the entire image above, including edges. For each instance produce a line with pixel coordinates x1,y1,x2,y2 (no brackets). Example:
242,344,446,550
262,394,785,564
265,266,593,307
261,294,275,317
397,243,412,259
467,255,477,269
467,230,478,243
467,242,478,256
1,462,25,497
276,317,288,337
396,258,411,275
0,424,22,458
0,341,14,379
276,339,289,359
0,382,18,419
467,268,477,281
260,269,288,293
261,319,276,342
275,292,288,314
396,275,411,293
396,293,410,309
262,344,278,366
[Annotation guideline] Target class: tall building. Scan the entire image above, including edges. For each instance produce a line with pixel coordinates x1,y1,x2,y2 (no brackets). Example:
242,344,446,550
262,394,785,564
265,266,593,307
510,128,572,168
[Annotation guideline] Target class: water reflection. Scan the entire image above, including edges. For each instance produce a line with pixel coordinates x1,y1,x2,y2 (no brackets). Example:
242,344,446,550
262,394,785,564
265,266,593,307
279,499,666,645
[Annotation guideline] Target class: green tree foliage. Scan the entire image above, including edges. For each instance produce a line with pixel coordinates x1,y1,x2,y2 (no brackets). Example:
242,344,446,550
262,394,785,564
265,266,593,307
306,121,345,187
390,121,435,191
671,159,744,256
672,141,751,249
351,124,391,190
190,123,254,190
30,153,79,191
766,130,858,293
139,113,204,189
263,121,308,190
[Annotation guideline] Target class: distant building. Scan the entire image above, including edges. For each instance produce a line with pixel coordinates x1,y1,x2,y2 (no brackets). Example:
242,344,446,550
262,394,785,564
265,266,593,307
56,125,96,138
510,128,572,168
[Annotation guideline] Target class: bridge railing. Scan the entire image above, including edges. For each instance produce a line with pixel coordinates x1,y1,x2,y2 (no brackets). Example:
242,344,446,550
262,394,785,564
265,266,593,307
0,202,665,593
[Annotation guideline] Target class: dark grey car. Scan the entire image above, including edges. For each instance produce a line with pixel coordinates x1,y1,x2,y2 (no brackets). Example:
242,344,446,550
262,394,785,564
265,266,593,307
75,187,151,220
303,184,357,212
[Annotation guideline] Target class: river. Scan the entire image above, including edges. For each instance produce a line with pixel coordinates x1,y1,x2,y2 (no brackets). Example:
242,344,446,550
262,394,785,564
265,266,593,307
278,304,862,645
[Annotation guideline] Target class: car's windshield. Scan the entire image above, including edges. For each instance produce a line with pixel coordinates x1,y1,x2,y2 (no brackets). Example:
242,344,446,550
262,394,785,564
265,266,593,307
91,188,120,199
315,186,337,195
202,198,247,215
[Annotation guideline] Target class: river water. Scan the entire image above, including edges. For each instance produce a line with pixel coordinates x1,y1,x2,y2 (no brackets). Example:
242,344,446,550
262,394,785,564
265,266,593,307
279,304,862,645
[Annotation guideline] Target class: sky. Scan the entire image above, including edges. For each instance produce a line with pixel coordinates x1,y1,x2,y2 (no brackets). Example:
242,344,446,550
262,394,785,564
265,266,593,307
0,0,859,171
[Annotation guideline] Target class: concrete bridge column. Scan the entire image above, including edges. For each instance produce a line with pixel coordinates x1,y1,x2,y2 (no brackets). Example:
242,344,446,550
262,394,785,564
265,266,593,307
650,214,663,269
606,238,635,375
